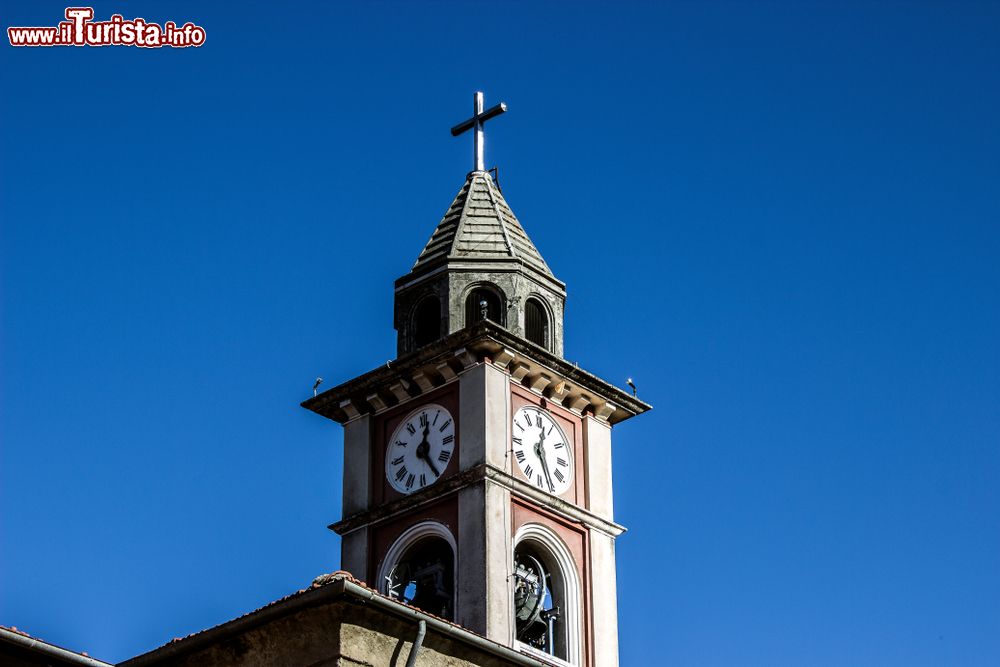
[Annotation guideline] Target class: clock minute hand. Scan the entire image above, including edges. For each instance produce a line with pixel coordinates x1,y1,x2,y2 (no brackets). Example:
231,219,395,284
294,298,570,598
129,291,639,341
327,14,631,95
535,428,555,493
423,452,441,478
416,423,441,477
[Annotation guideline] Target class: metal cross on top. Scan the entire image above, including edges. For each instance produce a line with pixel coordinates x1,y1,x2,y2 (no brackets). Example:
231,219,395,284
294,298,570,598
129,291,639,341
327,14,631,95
451,91,507,173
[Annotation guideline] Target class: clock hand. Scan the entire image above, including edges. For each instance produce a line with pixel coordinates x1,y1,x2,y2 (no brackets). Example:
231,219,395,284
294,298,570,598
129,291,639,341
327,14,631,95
423,454,441,478
535,428,555,492
538,453,555,492
415,423,441,477
415,428,429,458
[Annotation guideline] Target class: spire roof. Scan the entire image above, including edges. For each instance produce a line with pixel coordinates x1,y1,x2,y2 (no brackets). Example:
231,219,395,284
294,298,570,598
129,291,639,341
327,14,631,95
411,171,553,277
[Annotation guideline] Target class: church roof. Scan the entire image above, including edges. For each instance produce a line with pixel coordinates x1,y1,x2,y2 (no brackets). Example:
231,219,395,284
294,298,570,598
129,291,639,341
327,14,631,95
411,170,553,277
120,571,548,667
0,625,111,666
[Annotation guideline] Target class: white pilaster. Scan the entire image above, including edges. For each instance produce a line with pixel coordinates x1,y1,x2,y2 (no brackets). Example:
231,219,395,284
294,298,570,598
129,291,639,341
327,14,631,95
589,527,620,666
342,415,371,517
458,362,511,472
457,481,513,642
340,526,369,583
583,416,614,521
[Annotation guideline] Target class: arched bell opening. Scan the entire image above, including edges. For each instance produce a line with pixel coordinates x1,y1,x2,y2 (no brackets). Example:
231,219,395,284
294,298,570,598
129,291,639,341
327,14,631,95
524,297,550,350
381,522,457,621
412,295,442,349
512,524,581,664
464,284,504,327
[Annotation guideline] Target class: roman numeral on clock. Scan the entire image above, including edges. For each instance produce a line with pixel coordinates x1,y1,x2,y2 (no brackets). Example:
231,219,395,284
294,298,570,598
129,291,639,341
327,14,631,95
395,466,407,482
406,473,415,490
420,473,426,487
524,464,533,478
391,455,404,466
442,434,454,445
556,457,568,467
553,442,564,449
438,450,451,463
419,413,428,427
406,423,416,435
554,469,565,483
514,450,526,463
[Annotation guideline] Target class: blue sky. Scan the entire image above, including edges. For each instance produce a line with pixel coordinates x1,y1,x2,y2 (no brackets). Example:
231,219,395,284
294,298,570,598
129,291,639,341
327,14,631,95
2,1,998,664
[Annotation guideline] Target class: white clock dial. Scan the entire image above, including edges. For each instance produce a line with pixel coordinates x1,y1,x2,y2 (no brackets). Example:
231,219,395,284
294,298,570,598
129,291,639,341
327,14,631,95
386,403,455,494
511,406,572,496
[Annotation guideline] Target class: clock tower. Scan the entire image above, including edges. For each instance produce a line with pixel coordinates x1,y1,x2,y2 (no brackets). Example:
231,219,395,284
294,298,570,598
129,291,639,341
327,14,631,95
302,93,650,667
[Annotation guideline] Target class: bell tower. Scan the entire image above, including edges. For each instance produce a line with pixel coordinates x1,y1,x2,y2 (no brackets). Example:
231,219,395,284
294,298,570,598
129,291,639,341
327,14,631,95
394,92,567,359
302,92,649,667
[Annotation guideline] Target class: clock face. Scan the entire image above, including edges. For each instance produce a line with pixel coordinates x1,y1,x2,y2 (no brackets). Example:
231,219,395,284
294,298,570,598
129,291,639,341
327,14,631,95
386,403,455,494
511,406,572,496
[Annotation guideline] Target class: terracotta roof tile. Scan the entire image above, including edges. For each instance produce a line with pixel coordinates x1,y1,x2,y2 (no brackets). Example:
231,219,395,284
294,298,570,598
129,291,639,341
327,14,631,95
1,625,34,639
148,570,487,654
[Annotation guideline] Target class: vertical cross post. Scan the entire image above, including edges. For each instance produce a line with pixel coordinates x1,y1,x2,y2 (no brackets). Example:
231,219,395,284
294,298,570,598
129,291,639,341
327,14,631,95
473,92,485,172
451,91,507,173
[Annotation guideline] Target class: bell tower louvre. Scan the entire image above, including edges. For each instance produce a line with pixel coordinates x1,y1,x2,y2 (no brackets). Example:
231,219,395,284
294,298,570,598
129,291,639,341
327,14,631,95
301,92,651,667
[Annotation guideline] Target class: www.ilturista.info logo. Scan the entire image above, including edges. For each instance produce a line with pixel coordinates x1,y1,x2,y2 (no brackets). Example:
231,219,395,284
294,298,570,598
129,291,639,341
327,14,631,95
8,7,206,48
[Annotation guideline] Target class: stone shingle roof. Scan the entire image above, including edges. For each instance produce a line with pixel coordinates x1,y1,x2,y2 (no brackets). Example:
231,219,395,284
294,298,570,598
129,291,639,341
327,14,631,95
412,171,552,276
